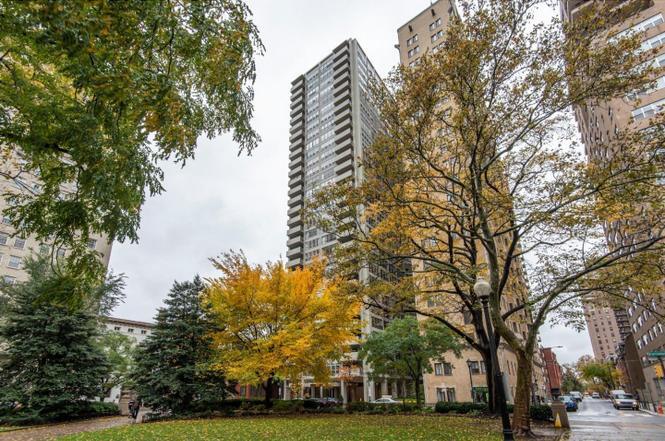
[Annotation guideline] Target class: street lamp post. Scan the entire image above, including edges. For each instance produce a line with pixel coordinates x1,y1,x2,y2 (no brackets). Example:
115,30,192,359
466,359,475,403
474,278,514,441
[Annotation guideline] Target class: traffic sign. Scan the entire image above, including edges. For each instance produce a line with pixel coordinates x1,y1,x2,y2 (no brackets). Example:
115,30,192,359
647,351,665,357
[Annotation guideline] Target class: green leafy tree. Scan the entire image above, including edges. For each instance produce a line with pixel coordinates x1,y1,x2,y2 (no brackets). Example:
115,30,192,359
131,276,227,415
578,360,619,392
97,330,136,401
0,257,124,424
360,317,461,406
0,0,263,284
561,364,584,394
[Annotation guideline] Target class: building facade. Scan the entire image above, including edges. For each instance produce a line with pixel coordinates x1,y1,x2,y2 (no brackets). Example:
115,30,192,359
583,301,622,360
103,316,154,345
560,0,665,409
396,0,549,406
542,347,564,398
284,38,394,403
0,151,113,285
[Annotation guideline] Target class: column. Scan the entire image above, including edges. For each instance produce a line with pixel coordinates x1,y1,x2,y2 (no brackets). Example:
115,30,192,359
341,380,347,404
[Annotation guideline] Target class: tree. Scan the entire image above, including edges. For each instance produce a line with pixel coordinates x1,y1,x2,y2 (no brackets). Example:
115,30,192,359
204,251,361,406
131,276,226,416
360,316,461,406
307,0,664,434
561,363,584,394
0,257,123,424
0,0,263,283
578,359,620,392
97,330,136,402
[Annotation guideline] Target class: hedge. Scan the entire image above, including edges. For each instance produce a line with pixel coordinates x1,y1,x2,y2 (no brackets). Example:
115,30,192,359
0,401,119,426
434,402,553,421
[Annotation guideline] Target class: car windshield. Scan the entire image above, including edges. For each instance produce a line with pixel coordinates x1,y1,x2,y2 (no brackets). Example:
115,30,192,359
560,396,572,401
618,394,633,399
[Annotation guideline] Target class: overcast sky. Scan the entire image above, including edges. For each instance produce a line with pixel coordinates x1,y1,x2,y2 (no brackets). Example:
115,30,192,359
109,0,591,365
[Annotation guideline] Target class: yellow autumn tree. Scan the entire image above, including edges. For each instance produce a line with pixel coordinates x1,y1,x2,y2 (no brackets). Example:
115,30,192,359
203,251,360,406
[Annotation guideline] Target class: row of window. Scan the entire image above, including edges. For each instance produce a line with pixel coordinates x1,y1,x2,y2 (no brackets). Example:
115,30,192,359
407,45,421,58
0,232,98,251
433,362,453,376
112,325,148,335
406,34,418,46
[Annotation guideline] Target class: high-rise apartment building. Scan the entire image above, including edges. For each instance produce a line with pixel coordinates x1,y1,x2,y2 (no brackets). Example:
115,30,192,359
560,0,665,409
394,0,549,405
583,302,622,360
0,152,112,285
285,39,400,403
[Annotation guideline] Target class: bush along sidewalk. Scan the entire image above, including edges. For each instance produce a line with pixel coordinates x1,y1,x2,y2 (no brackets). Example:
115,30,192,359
434,401,553,422
0,402,119,426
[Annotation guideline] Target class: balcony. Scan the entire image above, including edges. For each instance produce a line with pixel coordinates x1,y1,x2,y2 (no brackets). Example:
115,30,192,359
287,224,303,238
287,194,303,207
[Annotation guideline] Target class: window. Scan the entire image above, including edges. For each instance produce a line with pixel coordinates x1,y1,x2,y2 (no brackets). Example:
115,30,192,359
479,360,487,374
87,238,97,249
627,76,665,100
406,34,419,46
14,237,26,250
8,255,21,269
429,18,442,31
3,275,16,285
1,216,11,225
443,362,453,376
0,233,7,245
407,46,421,58
431,30,444,43
140,329,147,335
632,97,665,120
469,361,481,374
371,316,384,329
434,363,443,376
127,328,134,333
446,388,456,403
114,326,121,331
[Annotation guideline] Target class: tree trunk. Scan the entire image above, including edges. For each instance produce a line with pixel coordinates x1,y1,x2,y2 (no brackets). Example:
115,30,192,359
263,375,275,408
512,351,534,436
415,377,421,406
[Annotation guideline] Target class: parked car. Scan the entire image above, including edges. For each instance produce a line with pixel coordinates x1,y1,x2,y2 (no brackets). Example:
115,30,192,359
591,392,600,399
560,395,578,411
570,391,583,402
372,396,400,404
612,393,639,410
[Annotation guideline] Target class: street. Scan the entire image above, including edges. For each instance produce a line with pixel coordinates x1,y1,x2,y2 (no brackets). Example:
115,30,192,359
567,398,665,440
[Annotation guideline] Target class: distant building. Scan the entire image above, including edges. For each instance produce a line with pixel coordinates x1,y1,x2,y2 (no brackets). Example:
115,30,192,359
0,151,113,285
102,316,154,404
583,301,622,361
542,347,563,398
103,316,154,344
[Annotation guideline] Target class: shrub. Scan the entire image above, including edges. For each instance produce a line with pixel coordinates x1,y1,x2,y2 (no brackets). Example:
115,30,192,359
530,404,553,421
346,401,371,413
434,401,489,414
0,401,119,426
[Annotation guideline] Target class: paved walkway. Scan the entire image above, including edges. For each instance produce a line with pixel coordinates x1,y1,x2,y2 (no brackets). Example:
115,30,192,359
0,416,132,441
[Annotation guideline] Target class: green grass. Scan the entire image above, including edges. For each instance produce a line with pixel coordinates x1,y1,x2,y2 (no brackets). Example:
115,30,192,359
59,415,502,441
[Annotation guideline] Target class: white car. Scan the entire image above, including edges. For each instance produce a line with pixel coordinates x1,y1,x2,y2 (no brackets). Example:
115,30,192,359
372,396,400,404
591,392,600,399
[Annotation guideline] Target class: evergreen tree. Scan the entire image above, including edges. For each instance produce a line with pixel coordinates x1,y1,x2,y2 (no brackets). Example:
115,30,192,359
0,258,121,424
132,276,227,415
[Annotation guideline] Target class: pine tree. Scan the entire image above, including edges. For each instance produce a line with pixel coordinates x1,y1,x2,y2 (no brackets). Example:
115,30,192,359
0,258,117,424
132,276,227,415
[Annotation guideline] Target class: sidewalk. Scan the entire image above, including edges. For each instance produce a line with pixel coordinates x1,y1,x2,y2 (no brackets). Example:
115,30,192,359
0,416,131,441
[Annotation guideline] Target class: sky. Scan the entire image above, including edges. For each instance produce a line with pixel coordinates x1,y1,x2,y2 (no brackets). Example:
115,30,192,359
109,0,591,365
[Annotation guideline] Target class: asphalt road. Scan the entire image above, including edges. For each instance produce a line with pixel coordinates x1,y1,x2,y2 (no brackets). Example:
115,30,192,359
567,398,665,440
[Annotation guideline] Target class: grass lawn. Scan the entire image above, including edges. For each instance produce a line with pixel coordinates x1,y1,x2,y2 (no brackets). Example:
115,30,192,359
59,414,502,441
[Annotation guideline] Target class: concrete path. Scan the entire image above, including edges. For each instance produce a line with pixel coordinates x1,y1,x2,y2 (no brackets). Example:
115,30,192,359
0,416,132,441
567,398,665,441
